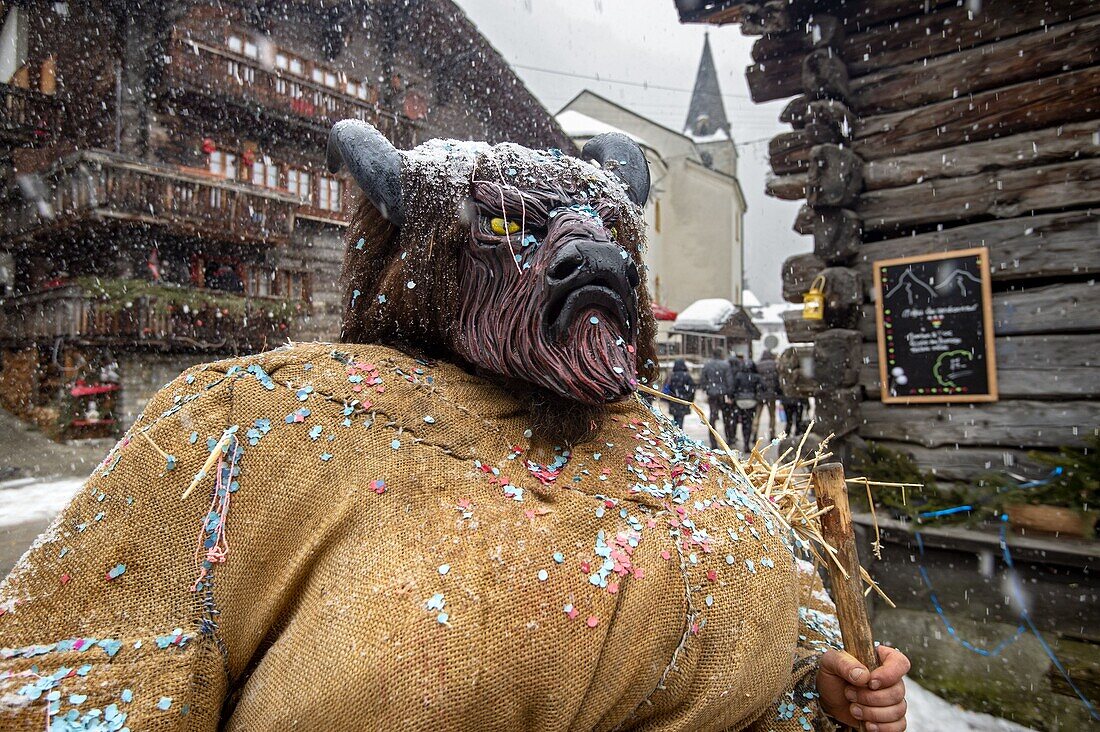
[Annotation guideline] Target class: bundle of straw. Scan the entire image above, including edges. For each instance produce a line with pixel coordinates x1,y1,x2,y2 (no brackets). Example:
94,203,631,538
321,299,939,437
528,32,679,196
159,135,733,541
637,383,907,608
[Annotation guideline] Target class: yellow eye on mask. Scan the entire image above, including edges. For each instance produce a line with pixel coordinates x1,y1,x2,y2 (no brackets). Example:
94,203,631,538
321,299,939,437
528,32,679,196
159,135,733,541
490,217,520,236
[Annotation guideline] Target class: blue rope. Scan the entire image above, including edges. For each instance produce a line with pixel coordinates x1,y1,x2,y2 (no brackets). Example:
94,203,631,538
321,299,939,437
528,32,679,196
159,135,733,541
914,518,1099,721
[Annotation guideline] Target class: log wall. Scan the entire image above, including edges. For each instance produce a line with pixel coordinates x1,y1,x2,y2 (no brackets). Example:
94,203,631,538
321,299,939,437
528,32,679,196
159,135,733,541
744,0,1100,489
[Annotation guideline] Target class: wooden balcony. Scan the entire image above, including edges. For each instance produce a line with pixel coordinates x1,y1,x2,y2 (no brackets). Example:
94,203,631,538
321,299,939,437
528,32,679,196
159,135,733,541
165,37,396,135
0,83,55,147
2,280,306,351
0,150,301,245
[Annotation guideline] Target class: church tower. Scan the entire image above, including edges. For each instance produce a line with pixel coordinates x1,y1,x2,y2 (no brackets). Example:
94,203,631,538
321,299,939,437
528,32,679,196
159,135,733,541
684,34,737,178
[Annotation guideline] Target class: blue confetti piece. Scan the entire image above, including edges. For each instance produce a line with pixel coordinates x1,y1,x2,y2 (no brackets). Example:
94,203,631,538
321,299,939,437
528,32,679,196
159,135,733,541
351,289,361,307
107,563,126,580
157,696,172,711
165,455,177,471
423,415,435,424
296,386,313,401
537,569,548,582
355,237,366,250
425,593,445,611
406,280,416,289
378,294,387,304
391,439,401,450
308,425,323,441
438,564,450,575
553,552,564,563
320,453,333,462
589,316,600,325
120,689,133,703
69,693,88,704
189,432,198,444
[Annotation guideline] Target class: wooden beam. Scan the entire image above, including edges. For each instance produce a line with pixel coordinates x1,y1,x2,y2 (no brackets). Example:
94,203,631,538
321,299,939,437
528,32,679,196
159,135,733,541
862,335,1100,400
746,54,803,103
858,281,1100,339
802,48,850,102
814,385,861,438
751,13,844,62
768,130,814,175
765,172,807,200
857,440,1046,483
778,344,816,398
782,309,827,343
860,400,1100,449
781,252,825,303
814,208,862,264
857,158,1100,235
853,66,1100,161
814,328,862,388
862,121,1100,192
808,144,863,209
849,15,1100,116
854,211,1099,285
844,0,1100,77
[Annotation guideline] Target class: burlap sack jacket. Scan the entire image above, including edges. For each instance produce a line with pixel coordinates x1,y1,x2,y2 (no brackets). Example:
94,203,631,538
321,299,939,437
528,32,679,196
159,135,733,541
1,343,840,731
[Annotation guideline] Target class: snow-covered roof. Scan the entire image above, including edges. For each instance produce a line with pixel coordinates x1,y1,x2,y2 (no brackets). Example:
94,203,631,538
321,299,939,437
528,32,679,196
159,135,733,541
555,110,648,147
672,298,735,332
687,129,732,144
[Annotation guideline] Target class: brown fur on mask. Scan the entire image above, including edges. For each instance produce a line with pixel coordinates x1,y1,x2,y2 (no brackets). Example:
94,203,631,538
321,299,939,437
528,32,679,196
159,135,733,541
338,141,659,445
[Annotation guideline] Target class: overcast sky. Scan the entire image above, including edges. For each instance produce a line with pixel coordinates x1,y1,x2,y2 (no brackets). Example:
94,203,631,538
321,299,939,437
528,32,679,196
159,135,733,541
453,0,808,303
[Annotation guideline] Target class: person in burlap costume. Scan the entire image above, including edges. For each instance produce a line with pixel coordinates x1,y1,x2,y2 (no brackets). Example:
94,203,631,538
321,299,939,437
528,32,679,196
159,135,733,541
0,122,910,731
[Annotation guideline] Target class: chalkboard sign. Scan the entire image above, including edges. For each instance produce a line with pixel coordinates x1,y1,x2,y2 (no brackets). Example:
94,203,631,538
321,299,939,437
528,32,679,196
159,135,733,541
872,248,998,403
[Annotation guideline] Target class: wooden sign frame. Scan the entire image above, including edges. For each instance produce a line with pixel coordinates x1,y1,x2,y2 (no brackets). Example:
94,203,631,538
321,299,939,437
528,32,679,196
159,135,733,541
872,247,998,404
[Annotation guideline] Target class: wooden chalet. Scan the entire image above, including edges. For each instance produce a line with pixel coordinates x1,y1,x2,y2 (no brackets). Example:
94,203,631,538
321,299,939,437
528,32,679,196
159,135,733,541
677,3,1100,723
0,0,570,435
676,0,1099,491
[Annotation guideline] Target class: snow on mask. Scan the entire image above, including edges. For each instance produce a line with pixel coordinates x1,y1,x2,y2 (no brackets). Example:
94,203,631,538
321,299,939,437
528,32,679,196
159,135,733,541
328,120,654,405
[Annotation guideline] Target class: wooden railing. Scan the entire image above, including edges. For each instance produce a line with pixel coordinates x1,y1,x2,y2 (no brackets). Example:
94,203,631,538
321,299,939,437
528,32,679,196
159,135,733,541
0,82,55,145
2,283,305,351
0,150,301,243
165,37,396,134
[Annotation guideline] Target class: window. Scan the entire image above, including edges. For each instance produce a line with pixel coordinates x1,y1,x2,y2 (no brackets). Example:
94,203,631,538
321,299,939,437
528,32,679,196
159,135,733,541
245,266,273,297
289,57,303,76
208,151,238,179
311,68,323,84
243,40,258,59
324,71,337,88
346,80,370,100
227,34,243,54
317,176,342,211
286,169,311,202
275,52,288,70
251,157,279,189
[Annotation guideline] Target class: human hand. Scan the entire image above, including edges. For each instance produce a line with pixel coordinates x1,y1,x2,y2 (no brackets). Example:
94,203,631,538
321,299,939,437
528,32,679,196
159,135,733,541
816,645,910,731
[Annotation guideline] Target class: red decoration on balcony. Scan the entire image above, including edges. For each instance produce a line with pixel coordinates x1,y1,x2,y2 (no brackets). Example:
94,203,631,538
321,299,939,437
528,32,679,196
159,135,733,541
241,149,256,167
70,381,120,397
403,91,428,121
202,137,217,154
650,303,679,321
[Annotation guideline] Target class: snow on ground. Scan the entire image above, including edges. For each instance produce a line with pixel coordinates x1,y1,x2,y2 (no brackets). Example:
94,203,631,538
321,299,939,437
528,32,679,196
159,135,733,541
0,476,84,528
906,678,1036,731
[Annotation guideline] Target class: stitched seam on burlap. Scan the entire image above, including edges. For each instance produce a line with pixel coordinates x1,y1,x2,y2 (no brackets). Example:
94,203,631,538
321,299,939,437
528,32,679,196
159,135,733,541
611,525,698,731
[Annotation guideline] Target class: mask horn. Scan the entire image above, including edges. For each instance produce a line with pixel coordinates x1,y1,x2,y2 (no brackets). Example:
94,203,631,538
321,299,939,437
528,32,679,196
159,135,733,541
327,119,404,225
581,133,650,207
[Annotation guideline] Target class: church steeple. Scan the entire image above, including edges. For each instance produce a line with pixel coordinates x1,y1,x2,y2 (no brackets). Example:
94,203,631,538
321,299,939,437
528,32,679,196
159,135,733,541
684,34,731,140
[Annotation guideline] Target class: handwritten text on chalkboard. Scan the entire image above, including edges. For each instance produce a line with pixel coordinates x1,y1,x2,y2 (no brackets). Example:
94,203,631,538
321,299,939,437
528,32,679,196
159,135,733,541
873,248,998,404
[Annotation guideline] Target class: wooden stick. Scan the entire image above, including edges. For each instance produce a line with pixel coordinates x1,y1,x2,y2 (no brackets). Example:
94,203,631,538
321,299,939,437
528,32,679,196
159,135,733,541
813,462,880,731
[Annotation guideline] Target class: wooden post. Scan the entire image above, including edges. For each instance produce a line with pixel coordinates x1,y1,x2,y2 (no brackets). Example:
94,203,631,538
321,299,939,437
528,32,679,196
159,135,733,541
813,462,879,680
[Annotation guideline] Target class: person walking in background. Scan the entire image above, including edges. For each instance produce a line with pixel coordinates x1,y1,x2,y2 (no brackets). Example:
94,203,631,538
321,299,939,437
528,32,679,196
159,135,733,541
780,384,808,438
756,350,780,442
730,360,761,453
662,358,696,428
700,349,734,449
